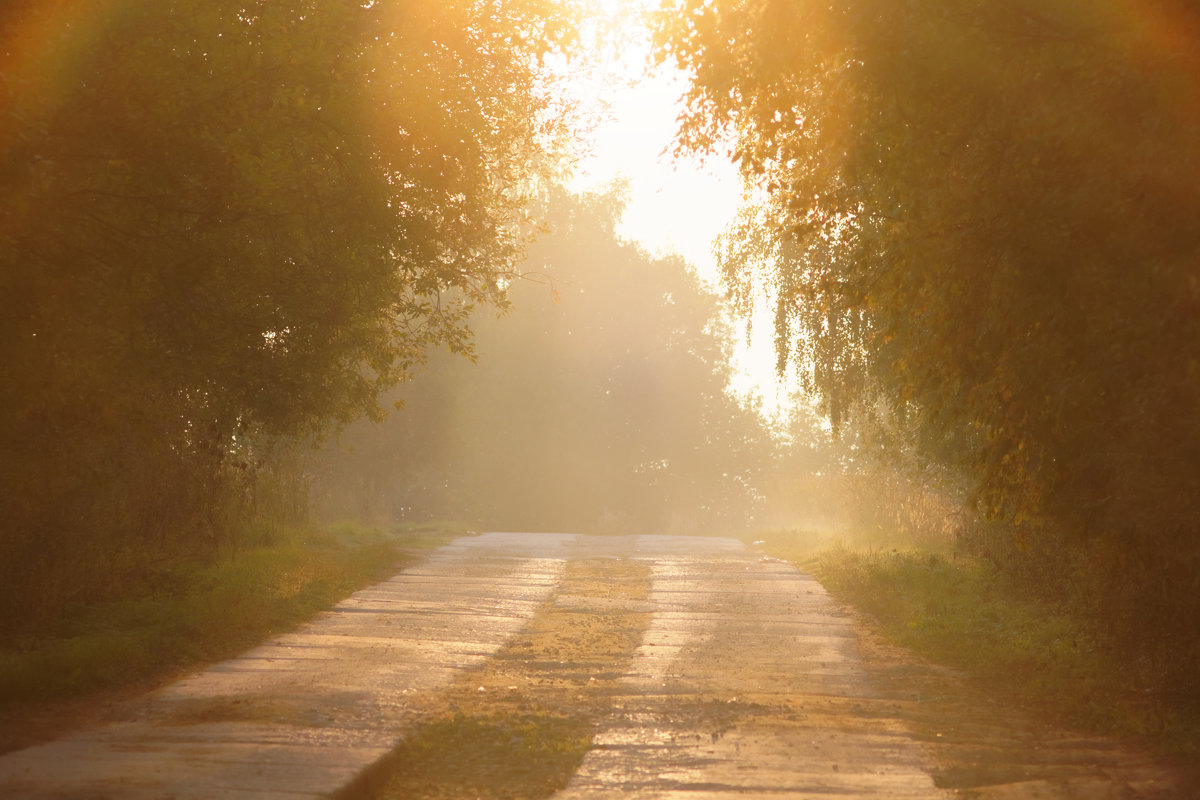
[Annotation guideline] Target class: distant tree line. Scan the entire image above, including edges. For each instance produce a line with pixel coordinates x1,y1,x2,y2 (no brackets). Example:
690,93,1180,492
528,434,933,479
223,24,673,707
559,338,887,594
0,0,578,628
309,187,793,535
655,0,1200,695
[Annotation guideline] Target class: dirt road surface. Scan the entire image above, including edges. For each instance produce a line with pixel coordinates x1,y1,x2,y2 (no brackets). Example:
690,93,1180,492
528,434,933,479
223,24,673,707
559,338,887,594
0,533,1191,798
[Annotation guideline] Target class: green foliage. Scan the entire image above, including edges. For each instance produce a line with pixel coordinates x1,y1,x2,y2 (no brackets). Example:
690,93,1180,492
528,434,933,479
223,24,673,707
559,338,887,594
655,0,1200,685
0,522,446,705
366,712,591,800
311,185,782,533
809,547,1198,751
816,550,1094,689
0,1,578,625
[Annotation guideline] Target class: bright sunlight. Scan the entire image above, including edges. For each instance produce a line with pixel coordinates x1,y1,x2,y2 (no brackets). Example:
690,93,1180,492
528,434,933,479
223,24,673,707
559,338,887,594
562,0,790,414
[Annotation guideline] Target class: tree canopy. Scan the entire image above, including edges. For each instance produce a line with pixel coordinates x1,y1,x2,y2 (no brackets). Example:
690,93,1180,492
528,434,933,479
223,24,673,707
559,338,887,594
313,185,781,534
655,0,1200,682
0,0,578,622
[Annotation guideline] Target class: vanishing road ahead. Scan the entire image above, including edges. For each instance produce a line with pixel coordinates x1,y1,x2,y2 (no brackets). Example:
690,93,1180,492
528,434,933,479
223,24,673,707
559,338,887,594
0,533,1189,798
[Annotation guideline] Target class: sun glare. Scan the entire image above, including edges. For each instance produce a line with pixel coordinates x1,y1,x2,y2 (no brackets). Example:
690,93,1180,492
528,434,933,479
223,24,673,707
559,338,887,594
562,0,791,414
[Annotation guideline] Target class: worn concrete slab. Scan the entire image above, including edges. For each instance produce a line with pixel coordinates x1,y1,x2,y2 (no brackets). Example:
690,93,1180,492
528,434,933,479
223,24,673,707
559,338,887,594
0,533,577,799
557,535,946,799
1,532,1190,798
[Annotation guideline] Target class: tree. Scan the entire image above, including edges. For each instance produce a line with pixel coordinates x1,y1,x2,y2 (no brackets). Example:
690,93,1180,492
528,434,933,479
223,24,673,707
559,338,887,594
312,184,780,534
655,0,1200,683
0,0,578,624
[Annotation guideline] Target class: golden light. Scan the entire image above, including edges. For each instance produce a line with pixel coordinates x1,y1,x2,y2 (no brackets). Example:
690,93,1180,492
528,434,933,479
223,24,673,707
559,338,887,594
562,0,792,414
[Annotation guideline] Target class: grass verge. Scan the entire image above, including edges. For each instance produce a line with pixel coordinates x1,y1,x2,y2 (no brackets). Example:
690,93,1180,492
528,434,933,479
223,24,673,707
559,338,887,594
0,521,459,708
365,712,591,800
750,530,1199,756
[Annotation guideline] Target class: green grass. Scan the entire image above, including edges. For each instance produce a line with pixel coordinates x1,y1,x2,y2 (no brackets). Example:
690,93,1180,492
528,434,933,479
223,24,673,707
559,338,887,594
357,712,592,800
812,548,1105,697
0,521,458,705
749,530,1199,755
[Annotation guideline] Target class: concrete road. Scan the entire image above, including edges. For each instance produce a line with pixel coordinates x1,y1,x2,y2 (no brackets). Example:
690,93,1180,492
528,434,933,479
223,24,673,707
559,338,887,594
0,533,1188,798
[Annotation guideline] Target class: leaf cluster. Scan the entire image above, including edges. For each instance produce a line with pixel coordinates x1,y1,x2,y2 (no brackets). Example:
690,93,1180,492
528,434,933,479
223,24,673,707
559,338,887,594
655,0,1200,689
0,0,578,625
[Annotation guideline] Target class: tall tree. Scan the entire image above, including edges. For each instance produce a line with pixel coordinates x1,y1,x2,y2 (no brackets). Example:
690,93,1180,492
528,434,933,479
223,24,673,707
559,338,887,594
655,0,1200,680
313,185,779,534
0,0,577,622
